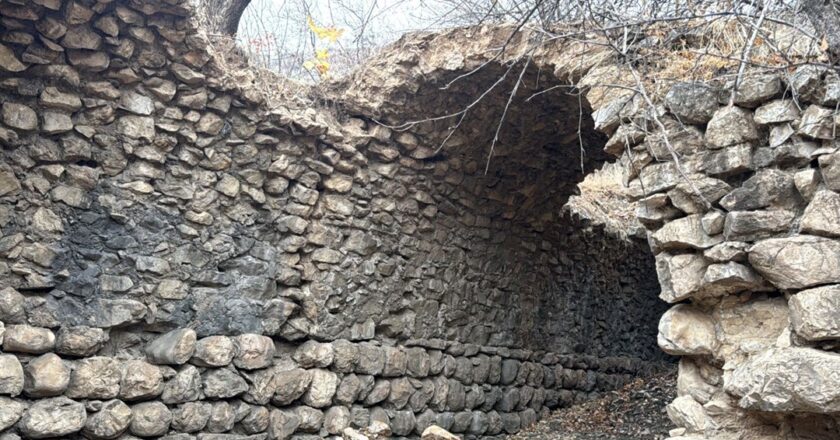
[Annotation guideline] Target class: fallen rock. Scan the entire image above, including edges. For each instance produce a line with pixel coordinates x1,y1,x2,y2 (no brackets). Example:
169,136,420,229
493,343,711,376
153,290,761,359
666,395,707,432
422,425,460,440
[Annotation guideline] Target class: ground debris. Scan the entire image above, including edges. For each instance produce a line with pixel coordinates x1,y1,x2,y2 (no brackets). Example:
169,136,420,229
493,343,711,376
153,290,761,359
507,369,677,440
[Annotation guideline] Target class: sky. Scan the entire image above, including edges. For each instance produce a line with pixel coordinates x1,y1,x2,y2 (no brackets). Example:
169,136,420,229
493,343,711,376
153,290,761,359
238,0,457,78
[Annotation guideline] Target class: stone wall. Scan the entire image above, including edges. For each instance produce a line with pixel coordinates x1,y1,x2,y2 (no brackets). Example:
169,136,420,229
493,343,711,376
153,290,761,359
604,71,840,438
0,1,667,439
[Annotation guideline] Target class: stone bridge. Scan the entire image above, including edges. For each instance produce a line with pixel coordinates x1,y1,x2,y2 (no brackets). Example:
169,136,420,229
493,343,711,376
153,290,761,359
0,0,838,439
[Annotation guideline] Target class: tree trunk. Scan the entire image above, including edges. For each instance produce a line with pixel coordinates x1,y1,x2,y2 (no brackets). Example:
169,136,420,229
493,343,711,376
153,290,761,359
198,0,252,36
801,0,840,64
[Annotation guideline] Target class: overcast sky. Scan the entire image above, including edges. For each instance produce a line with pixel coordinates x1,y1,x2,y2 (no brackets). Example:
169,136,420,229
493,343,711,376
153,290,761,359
238,0,461,78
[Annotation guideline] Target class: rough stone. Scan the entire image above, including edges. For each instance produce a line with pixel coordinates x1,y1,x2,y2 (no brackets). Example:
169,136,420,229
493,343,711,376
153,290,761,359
704,106,759,148
664,83,719,124
66,356,121,399
657,304,717,355
130,401,172,437
3,325,55,354
726,347,840,413
294,340,335,368
723,210,795,242
24,353,70,397
202,367,249,399
749,235,840,290
19,397,87,439
0,396,25,431
56,326,109,357
84,399,132,439
798,105,834,139
268,409,300,440
192,336,236,367
273,368,313,406
302,369,339,408
2,102,38,131
754,99,799,124
0,287,25,324
789,285,840,341
234,334,275,370
146,328,197,365
650,214,723,252
800,190,840,237
120,360,164,401
0,355,24,396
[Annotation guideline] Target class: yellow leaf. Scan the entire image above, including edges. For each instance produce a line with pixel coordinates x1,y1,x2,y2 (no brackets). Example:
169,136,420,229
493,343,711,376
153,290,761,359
307,16,344,42
303,58,330,77
316,48,329,61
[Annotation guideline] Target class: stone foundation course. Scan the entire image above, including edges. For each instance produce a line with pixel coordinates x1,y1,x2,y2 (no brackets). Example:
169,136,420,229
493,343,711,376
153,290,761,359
0,323,656,439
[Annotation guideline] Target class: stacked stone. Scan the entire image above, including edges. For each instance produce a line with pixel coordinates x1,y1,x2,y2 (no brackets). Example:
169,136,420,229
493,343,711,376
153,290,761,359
0,1,670,439
0,323,649,439
0,0,662,355
601,70,840,438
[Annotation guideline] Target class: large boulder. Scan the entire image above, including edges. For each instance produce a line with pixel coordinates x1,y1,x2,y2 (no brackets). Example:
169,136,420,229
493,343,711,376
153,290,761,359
789,285,840,341
726,347,840,413
749,235,840,289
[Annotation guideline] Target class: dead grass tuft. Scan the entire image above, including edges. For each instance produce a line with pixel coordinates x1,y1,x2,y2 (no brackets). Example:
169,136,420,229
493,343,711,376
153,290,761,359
566,162,642,239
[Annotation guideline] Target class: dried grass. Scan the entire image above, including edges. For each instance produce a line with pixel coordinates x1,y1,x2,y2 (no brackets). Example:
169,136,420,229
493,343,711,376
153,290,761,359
566,162,642,239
